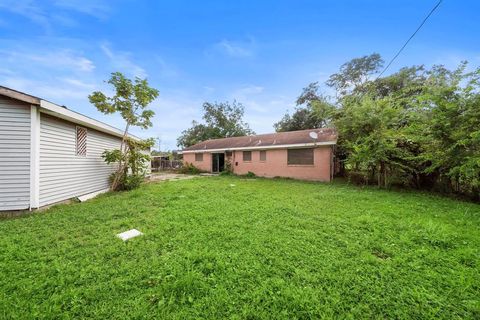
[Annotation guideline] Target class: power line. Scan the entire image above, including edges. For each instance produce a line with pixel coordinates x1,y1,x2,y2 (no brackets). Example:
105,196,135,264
376,0,443,79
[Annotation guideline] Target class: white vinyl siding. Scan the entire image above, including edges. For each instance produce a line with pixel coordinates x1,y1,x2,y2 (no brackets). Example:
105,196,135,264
39,114,122,207
0,97,31,210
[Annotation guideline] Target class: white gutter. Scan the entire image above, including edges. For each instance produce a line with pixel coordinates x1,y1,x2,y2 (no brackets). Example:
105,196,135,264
180,141,336,154
40,100,141,141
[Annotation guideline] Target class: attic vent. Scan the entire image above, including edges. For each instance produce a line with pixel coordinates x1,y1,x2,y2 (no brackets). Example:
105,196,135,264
309,132,318,139
76,126,87,156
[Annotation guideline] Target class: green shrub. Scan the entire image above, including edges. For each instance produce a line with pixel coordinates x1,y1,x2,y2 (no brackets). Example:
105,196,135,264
245,171,256,178
178,163,202,175
108,173,145,191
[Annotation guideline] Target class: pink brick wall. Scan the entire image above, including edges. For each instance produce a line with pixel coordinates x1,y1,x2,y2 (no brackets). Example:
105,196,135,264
183,152,212,172
183,146,333,181
231,147,332,181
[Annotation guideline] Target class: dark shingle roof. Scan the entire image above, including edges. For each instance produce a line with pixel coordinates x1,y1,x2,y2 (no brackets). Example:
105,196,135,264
183,128,337,151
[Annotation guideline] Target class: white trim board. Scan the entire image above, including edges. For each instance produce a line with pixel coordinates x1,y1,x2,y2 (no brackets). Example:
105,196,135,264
29,105,40,209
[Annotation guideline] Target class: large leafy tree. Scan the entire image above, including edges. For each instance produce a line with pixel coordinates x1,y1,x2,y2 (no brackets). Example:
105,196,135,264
89,72,158,191
177,101,254,148
274,82,335,132
414,63,480,197
288,53,480,200
327,53,384,96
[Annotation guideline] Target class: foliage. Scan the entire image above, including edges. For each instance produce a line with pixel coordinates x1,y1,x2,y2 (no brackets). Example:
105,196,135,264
416,63,480,197
326,53,384,96
1,177,479,318
274,82,335,132
284,53,480,199
108,171,144,191
89,72,159,191
244,171,256,178
103,138,155,191
178,162,203,175
177,101,254,148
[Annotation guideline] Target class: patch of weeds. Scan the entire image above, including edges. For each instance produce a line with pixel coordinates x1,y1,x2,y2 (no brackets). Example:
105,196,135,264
372,247,392,260
244,171,256,178
178,163,203,175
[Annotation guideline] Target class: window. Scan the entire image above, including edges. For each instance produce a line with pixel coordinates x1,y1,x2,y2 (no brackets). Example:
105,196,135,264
76,126,87,157
259,150,267,162
287,148,314,165
195,153,203,161
243,151,252,162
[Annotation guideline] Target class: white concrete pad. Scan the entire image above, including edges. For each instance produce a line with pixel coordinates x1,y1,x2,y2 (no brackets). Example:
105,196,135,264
77,188,109,202
117,229,143,241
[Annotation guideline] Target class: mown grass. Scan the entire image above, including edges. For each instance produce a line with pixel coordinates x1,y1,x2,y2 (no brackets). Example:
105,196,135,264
0,176,479,319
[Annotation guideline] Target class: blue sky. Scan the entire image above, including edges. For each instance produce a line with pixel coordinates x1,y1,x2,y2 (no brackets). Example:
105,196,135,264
0,0,478,150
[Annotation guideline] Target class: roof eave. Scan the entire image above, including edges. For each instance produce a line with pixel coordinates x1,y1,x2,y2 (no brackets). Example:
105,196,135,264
39,100,141,141
0,86,40,105
180,141,337,154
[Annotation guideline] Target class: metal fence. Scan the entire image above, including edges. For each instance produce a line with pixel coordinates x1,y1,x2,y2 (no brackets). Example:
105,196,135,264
151,159,183,172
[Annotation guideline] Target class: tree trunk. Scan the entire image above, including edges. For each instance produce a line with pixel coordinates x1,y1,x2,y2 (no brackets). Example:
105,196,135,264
384,164,388,188
111,123,130,191
378,161,386,188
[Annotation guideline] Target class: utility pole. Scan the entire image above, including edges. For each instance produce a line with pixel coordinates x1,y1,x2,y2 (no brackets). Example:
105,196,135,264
156,136,161,153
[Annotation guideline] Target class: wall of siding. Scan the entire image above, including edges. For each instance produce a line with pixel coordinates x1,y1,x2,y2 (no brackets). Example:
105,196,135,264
0,97,31,211
39,114,122,207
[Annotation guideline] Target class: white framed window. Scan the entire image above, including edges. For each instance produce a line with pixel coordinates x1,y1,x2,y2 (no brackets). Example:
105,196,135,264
76,126,87,157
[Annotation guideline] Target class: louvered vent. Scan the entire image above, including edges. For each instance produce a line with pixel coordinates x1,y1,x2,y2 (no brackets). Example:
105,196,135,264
76,126,87,156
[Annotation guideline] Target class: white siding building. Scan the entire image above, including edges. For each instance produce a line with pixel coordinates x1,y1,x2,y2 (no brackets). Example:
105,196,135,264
0,86,144,211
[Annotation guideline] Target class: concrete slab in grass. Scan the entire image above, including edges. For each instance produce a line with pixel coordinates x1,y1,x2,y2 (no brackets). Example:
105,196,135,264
117,229,143,241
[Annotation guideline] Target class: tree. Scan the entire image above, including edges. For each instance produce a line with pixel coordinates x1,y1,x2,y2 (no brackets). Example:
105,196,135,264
414,63,480,198
177,101,254,148
274,82,335,132
326,53,384,97
89,72,158,191
320,53,480,199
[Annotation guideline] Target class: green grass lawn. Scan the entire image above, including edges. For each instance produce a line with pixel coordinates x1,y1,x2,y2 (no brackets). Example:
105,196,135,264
1,176,479,319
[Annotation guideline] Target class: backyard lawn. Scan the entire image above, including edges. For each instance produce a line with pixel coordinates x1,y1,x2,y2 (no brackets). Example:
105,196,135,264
0,176,479,319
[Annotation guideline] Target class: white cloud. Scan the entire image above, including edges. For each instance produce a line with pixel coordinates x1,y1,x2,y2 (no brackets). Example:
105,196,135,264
154,55,179,78
1,77,95,100
0,0,112,32
53,0,111,19
100,43,147,78
0,0,50,31
212,38,256,58
60,78,95,89
0,49,95,72
230,85,267,112
137,93,204,150
233,85,264,96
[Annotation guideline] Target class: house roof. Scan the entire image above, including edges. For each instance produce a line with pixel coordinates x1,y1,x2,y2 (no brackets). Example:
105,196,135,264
182,128,337,153
0,85,140,140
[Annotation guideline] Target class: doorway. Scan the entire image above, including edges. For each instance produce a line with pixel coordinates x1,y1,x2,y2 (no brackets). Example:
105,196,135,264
212,153,225,173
